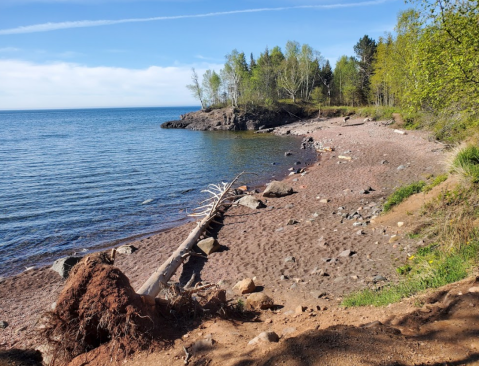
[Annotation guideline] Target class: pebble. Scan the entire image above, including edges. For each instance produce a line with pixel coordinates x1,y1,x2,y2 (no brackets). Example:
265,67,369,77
356,229,364,235
248,331,279,346
284,256,296,263
373,275,387,283
0,321,8,329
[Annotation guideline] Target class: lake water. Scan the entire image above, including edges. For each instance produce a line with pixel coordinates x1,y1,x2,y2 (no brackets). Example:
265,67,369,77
0,107,314,277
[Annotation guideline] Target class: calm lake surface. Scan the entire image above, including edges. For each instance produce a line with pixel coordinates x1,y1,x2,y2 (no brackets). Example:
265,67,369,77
0,107,314,277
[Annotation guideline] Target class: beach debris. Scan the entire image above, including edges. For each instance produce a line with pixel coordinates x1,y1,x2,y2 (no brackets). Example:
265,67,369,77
246,293,274,310
263,181,294,198
284,256,296,263
0,321,8,329
51,256,82,279
141,198,154,205
394,129,407,135
237,185,248,192
248,331,279,345
233,278,256,294
196,237,220,256
137,172,248,297
236,195,266,210
117,244,137,255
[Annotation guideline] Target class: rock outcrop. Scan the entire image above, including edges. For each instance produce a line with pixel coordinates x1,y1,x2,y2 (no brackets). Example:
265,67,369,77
161,105,310,131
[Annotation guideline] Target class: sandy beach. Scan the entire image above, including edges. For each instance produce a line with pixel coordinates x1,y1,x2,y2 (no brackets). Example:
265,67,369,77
0,117,447,353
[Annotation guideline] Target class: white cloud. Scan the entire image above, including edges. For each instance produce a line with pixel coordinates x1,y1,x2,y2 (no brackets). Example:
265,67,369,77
0,47,20,52
0,59,222,110
0,0,391,35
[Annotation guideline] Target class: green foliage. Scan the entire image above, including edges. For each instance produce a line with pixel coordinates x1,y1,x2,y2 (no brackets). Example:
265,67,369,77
452,145,479,183
343,240,479,307
422,174,448,193
383,181,426,212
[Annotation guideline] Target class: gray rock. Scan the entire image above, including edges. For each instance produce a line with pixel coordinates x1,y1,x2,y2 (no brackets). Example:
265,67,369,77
284,256,295,263
310,291,327,299
236,195,266,209
0,321,8,329
339,249,355,257
116,244,137,255
248,331,279,345
263,181,294,198
51,256,82,279
373,275,388,283
397,165,406,171
197,237,220,255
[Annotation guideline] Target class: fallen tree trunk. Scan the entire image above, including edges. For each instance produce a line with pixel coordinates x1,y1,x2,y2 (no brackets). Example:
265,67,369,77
136,173,245,297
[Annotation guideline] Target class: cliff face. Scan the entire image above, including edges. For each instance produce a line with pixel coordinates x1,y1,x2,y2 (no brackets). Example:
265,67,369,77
161,105,310,131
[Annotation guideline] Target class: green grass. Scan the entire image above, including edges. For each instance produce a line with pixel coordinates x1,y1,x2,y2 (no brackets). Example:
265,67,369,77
422,173,448,193
383,181,426,212
452,145,479,183
342,240,479,307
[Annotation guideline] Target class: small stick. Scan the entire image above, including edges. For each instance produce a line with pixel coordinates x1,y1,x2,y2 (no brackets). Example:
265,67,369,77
183,346,190,364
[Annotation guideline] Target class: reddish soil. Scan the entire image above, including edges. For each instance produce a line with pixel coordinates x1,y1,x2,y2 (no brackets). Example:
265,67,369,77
3,117,473,366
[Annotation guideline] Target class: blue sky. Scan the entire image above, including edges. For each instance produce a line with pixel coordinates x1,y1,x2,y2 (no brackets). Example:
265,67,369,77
0,0,410,110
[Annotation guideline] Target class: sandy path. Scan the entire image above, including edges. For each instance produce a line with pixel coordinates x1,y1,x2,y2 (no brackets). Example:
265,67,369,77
0,117,446,350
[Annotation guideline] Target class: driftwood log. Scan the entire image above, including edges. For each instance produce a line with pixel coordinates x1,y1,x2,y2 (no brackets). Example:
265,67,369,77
136,173,246,297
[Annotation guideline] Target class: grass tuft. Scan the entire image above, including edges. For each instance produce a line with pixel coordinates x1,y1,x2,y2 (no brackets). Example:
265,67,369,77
383,181,426,212
452,145,479,183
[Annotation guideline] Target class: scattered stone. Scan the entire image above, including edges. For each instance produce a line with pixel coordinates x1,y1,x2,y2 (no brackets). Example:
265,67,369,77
294,161,301,165
362,320,382,328
353,222,363,227
287,219,298,225
397,222,404,227
381,160,389,165
51,256,82,279
284,256,296,263
15,326,27,333
295,305,306,314
197,237,221,255
280,275,288,281
233,278,256,294
236,195,266,209
248,331,279,345
373,275,387,283
356,229,364,235
245,293,274,310
265,318,273,324
397,165,406,171
263,181,294,198
116,244,137,255
191,335,215,354
468,287,479,293
0,321,8,329
310,267,324,275
319,198,330,204
285,151,293,156
275,227,284,232
339,249,356,257
310,291,327,299
389,235,400,243
292,178,298,182
394,129,407,135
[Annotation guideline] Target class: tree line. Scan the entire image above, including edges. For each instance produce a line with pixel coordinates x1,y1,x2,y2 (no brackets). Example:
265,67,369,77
188,0,478,119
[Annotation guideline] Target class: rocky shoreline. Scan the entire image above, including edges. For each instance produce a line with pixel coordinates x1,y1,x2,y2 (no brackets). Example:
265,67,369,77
161,105,314,131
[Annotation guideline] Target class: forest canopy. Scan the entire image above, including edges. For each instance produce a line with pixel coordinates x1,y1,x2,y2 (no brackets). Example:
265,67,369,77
187,0,478,138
